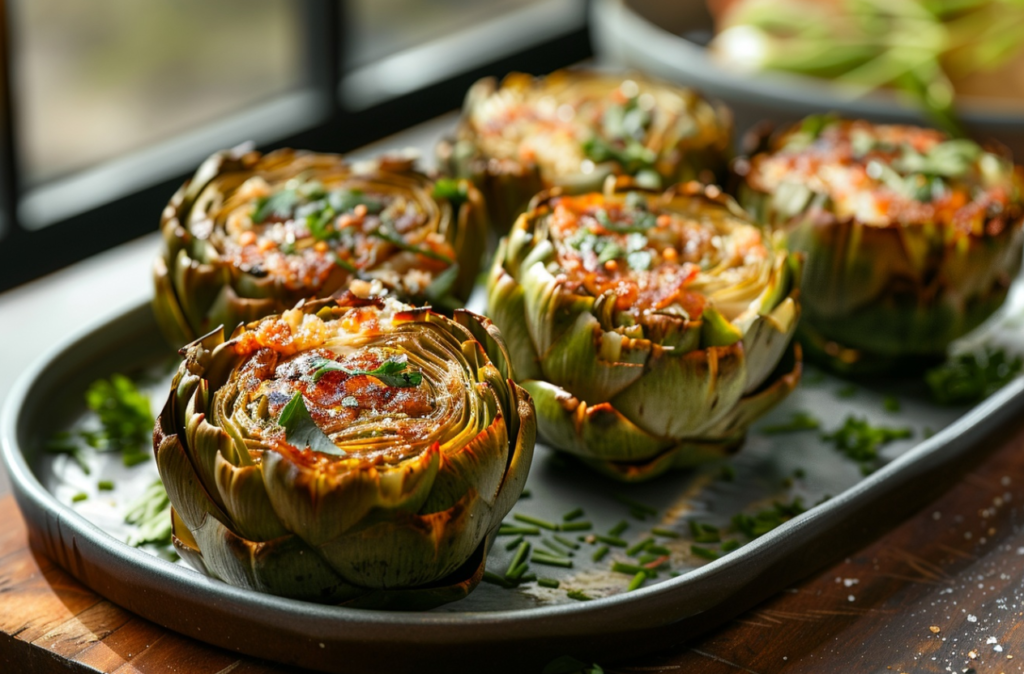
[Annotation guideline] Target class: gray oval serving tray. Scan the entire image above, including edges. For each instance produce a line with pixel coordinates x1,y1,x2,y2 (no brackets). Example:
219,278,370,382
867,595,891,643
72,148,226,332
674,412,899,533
3,296,1024,674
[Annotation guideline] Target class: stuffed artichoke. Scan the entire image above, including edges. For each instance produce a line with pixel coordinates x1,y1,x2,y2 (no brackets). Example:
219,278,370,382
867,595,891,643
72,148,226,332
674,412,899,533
153,290,535,608
738,116,1024,371
487,178,801,481
438,70,733,233
153,147,486,348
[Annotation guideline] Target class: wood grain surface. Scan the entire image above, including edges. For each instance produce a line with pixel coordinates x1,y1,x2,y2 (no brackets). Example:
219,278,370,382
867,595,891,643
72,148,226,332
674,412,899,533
4,425,1024,673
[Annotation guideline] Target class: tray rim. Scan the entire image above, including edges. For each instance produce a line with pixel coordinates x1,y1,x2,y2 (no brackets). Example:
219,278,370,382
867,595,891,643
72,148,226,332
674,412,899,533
4,297,1024,670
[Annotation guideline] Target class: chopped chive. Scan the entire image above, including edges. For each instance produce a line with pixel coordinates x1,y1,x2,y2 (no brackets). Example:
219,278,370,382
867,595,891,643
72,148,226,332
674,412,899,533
553,534,580,550
505,541,530,578
558,521,592,532
519,573,537,583
688,520,721,543
507,562,530,581
566,589,591,601
614,494,657,516
562,507,585,522
630,508,650,521
593,534,628,547
504,535,524,551
651,527,679,538
540,539,572,558
123,452,150,468
608,520,629,537
837,384,858,398
519,489,532,499
97,480,115,491
627,571,647,592
883,395,901,412
71,492,88,503
483,571,514,588
793,467,806,479
721,539,741,553
592,545,610,562
538,578,561,589
626,537,654,557
690,545,720,561
531,553,573,568
513,513,559,530
498,525,540,536
612,561,656,578
646,544,671,556
637,553,661,565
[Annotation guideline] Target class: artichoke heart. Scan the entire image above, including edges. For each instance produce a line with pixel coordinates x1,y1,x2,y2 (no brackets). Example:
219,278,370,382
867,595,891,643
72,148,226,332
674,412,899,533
738,116,1024,372
438,70,733,233
487,177,802,482
154,290,535,608
153,147,488,348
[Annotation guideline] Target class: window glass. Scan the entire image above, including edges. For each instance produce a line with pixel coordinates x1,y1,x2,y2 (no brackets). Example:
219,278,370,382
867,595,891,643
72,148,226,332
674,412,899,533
10,0,304,185
345,0,546,70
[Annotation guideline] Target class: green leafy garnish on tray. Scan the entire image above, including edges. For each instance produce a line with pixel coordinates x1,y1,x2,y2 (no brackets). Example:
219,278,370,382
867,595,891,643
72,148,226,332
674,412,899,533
732,498,806,539
926,348,1023,405
125,480,172,548
761,411,820,434
822,416,913,473
48,374,153,471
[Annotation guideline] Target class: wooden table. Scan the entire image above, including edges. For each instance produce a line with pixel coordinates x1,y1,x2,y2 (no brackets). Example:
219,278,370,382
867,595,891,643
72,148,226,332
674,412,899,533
4,425,1024,674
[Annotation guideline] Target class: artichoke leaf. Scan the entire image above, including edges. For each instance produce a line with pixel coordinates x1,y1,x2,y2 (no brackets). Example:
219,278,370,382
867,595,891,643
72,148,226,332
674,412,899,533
260,443,441,547
214,452,289,542
524,380,668,462
611,344,748,439
486,257,543,381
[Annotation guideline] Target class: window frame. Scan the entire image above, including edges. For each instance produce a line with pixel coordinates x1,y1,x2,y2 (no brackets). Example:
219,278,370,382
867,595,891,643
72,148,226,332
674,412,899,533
0,0,591,292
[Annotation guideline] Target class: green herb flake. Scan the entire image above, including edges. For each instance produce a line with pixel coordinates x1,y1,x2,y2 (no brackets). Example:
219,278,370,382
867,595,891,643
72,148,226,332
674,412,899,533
252,188,299,223
71,492,89,503
562,507,585,522
761,411,820,434
278,393,345,456
537,577,561,589
311,357,422,388
690,545,719,561
124,480,173,548
822,416,912,469
85,374,154,466
926,348,1023,405
732,498,806,539
566,589,592,601
688,520,721,544
97,480,115,491
626,571,647,592
514,513,559,531
432,178,468,205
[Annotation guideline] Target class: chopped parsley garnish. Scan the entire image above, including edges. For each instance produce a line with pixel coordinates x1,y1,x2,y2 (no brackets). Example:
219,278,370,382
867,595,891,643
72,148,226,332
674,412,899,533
310,357,423,387
278,393,345,456
761,411,820,434
822,416,912,473
125,480,173,547
432,178,468,206
252,188,300,223
926,348,1023,405
732,498,806,539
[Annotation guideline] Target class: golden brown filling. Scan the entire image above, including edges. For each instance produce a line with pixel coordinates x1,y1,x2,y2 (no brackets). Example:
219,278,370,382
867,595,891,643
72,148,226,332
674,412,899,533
747,118,1019,232
547,193,768,318
204,175,455,293
223,305,467,468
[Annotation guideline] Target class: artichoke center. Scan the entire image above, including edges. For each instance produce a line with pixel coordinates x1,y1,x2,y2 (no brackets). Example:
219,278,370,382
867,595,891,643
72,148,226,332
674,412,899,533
547,192,769,322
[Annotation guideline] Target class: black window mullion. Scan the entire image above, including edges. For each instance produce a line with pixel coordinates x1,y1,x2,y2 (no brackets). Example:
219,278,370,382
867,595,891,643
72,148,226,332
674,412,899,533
0,0,21,239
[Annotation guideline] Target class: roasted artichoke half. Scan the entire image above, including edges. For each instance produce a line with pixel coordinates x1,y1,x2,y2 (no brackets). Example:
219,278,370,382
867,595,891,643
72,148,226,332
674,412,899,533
154,147,487,348
738,116,1024,372
487,178,801,481
438,70,733,233
153,291,535,608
